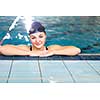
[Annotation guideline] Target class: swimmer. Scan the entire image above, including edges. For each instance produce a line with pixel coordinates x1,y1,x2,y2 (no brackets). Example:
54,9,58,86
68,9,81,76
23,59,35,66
0,22,81,57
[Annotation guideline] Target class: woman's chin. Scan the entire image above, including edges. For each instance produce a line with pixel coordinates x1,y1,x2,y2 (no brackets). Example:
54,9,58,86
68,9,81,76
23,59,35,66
35,45,43,49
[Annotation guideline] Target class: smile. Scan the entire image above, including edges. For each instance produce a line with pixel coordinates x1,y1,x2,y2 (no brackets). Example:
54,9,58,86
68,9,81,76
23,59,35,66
35,41,42,46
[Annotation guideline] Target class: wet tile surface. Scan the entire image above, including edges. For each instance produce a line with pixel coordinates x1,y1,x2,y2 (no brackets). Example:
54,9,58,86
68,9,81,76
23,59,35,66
0,55,100,83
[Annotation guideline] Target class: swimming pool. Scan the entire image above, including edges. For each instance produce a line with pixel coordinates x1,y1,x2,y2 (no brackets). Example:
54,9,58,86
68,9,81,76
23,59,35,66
0,16,100,53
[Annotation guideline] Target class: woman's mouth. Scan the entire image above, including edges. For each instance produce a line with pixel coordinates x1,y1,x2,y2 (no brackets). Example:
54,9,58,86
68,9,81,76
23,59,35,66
35,41,42,46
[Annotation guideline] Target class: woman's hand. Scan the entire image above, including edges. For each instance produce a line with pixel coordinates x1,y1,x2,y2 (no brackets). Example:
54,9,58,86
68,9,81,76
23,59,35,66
29,50,48,57
29,51,41,56
39,50,54,57
29,50,54,57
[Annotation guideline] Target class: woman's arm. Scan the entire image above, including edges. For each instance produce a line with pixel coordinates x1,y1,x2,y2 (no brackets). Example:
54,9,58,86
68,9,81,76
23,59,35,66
0,45,39,56
48,45,81,56
0,45,31,56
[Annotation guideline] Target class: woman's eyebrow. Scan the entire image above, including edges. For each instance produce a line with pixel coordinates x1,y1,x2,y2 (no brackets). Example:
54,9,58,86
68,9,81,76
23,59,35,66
30,36,36,38
39,34,43,35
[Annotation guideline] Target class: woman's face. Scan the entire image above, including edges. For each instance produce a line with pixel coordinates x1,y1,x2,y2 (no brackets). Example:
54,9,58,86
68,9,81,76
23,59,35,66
29,32,46,49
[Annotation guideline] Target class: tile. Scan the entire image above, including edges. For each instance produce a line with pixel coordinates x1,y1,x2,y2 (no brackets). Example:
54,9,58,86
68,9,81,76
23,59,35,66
39,60,74,83
8,60,41,83
0,60,12,83
87,61,100,73
63,61,100,83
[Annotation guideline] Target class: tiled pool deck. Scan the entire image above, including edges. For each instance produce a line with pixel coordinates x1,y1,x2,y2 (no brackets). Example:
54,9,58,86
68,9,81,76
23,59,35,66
0,54,100,83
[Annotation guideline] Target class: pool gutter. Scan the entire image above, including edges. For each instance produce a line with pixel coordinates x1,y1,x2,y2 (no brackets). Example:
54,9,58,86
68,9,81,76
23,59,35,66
79,54,100,56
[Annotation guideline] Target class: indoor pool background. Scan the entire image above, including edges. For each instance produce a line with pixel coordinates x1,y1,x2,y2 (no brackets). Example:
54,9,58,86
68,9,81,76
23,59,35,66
0,16,100,53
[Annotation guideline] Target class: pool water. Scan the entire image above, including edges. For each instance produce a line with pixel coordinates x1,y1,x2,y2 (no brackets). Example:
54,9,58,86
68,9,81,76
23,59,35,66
0,16,100,53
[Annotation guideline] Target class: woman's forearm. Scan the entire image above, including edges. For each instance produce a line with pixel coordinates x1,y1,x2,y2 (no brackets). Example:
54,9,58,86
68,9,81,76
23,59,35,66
0,45,30,56
53,46,81,56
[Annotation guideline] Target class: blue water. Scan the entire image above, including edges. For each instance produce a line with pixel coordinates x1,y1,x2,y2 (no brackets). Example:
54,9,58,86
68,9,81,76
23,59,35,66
0,16,100,53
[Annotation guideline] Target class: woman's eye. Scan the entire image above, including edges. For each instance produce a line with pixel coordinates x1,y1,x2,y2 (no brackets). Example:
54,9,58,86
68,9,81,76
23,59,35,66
39,35,43,38
31,37,36,39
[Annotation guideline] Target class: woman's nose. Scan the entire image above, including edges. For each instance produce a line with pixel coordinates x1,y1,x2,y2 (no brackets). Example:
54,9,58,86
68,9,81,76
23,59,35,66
36,38,40,42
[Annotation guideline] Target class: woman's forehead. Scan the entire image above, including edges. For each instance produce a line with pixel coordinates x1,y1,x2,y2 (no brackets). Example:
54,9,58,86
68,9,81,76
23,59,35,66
30,32,45,36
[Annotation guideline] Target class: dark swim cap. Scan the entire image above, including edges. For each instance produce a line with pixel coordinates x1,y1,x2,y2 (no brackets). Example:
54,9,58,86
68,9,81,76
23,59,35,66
29,22,46,35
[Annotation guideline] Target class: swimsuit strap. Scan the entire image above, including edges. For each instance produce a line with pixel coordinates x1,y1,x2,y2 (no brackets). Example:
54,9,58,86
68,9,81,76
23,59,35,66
46,46,48,50
30,46,32,51
30,46,48,51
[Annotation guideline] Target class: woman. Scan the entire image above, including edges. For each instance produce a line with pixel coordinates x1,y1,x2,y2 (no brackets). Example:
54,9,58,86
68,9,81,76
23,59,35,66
0,22,81,57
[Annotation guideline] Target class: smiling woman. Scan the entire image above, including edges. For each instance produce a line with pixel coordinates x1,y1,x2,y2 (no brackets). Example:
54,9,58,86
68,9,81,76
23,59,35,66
0,21,81,57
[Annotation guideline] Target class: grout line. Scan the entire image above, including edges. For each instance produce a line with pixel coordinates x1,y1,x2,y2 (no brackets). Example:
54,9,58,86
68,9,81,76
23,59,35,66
38,57,43,83
87,61,100,76
60,56,76,83
6,60,14,83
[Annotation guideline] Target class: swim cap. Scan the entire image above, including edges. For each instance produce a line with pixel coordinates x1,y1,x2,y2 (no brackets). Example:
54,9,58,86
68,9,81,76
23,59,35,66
29,22,46,35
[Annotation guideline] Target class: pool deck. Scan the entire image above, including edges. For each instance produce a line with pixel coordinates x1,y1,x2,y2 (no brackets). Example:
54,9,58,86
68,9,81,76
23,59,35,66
0,54,100,83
